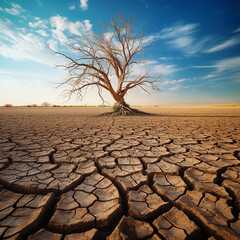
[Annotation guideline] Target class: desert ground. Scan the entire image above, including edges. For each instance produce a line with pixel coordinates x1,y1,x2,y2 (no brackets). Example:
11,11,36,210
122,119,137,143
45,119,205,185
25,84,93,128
0,106,240,240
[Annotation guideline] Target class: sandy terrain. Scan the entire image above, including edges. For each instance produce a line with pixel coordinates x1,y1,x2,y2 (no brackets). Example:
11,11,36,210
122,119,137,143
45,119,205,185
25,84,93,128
0,107,239,240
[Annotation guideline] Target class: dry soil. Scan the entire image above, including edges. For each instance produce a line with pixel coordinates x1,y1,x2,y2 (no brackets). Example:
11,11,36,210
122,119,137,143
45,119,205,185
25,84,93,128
0,107,239,240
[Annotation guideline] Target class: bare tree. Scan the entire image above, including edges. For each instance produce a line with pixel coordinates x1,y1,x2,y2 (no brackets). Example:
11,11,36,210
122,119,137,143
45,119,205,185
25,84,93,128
52,15,160,115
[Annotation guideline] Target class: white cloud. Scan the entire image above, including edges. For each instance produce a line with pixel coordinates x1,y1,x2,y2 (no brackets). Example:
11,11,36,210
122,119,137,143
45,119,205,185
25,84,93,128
161,23,198,39
192,65,216,69
159,57,173,60
169,85,180,91
48,39,58,51
205,35,240,53
17,27,26,32
160,23,202,55
68,21,85,35
142,34,160,44
198,57,240,83
160,22,215,55
203,74,215,79
170,36,193,48
50,15,92,45
163,78,186,85
177,78,186,83
80,0,88,10
36,29,48,37
0,18,63,66
151,64,177,75
146,60,158,65
69,5,76,10
29,19,48,28
84,20,92,31
2,2,25,16
50,16,68,44
104,32,114,41
215,56,240,72
233,27,240,33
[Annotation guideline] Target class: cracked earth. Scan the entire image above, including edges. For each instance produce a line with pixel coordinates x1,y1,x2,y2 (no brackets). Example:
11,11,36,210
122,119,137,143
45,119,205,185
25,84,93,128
0,107,239,240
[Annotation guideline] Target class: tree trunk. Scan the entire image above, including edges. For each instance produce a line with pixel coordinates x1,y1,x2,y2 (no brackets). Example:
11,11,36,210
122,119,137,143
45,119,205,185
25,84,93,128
117,100,134,115
103,94,148,116
115,98,143,115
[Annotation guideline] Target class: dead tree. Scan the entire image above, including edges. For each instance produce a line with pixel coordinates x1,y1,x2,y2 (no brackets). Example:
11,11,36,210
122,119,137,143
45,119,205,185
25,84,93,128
53,15,160,115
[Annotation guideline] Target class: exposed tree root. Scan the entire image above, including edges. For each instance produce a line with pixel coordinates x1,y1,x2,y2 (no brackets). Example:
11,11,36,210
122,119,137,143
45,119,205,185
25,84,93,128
102,103,153,116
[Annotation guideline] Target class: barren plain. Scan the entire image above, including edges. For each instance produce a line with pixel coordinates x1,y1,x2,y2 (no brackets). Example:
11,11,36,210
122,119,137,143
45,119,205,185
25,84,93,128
0,106,240,240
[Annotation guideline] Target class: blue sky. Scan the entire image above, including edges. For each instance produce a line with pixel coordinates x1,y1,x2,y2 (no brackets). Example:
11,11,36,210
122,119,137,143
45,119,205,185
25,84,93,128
0,0,240,106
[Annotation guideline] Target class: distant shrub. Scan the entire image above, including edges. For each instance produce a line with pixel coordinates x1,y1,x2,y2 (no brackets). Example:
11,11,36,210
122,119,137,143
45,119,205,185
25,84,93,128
52,105,100,107
132,105,141,108
3,104,12,107
42,102,51,107
31,104,38,107
112,102,121,112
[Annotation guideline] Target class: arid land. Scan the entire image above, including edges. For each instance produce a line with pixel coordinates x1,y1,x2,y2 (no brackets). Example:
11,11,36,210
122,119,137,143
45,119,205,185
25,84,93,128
0,106,240,240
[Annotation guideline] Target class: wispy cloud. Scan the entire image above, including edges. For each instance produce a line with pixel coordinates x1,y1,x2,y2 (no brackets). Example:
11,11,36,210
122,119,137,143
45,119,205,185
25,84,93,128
233,26,240,33
29,18,48,28
203,74,215,79
130,60,178,80
163,79,186,84
0,11,93,63
170,36,193,48
161,23,198,38
215,56,240,72
198,57,240,82
151,64,177,75
80,0,88,11
160,22,240,56
205,35,240,53
36,29,48,37
177,78,186,83
192,65,216,69
159,57,173,60
47,39,58,51
169,85,180,91
160,22,211,55
0,18,63,66
0,2,26,16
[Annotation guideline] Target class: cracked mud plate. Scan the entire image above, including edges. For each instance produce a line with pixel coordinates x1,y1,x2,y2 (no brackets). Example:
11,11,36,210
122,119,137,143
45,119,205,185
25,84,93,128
0,107,240,240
